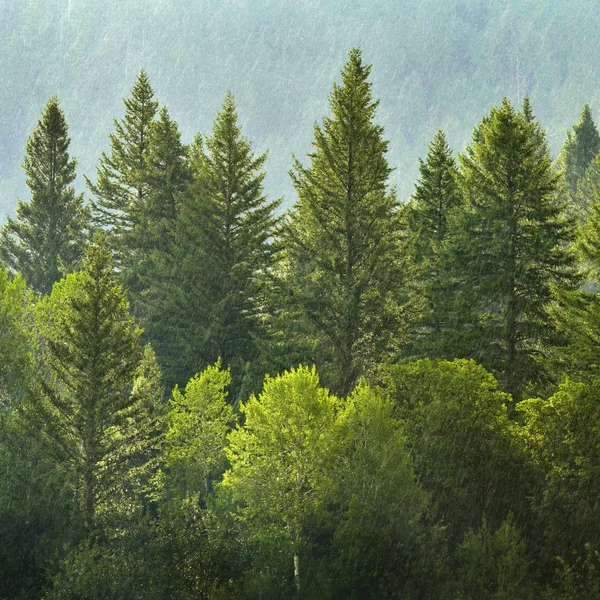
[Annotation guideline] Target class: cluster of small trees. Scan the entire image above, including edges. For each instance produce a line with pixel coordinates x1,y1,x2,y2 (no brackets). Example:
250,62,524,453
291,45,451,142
2,49,600,598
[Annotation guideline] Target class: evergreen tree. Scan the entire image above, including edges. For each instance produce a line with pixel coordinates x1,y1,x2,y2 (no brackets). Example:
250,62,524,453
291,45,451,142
548,187,600,382
406,130,462,357
448,98,580,399
0,97,89,294
87,70,158,276
279,48,414,396
408,130,461,261
33,238,163,531
558,104,600,214
146,93,280,395
131,105,190,317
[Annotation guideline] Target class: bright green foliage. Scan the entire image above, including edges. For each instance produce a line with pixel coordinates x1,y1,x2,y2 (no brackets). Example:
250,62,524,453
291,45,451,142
447,98,579,399
0,269,34,405
558,104,600,214
379,359,532,545
148,93,280,395
222,366,338,595
325,384,426,598
518,380,600,562
455,517,532,600
87,70,158,271
34,238,163,530
159,361,234,506
0,270,69,599
280,49,414,396
0,97,89,294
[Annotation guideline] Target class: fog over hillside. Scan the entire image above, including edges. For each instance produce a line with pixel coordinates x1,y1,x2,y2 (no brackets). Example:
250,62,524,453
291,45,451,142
1,0,598,217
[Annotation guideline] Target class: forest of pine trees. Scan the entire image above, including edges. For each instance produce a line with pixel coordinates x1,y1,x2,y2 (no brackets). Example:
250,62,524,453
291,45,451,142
4,49,600,599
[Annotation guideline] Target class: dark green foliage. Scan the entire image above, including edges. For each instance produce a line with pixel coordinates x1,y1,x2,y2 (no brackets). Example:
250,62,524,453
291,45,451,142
147,93,280,395
87,70,158,275
0,98,89,294
442,99,580,399
558,104,600,214
454,517,533,600
406,130,462,357
408,130,462,260
7,45,600,600
279,48,415,396
377,359,534,545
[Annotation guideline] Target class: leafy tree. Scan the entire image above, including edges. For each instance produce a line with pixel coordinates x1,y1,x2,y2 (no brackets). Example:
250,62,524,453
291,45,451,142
0,269,34,406
33,238,163,531
0,97,89,294
279,48,414,396
455,517,533,600
378,359,534,546
87,70,158,275
324,383,426,599
147,93,280,395
222,366,338,595
558,104,600,214
518,379,600,563
446,98,579,399
157,361,234,507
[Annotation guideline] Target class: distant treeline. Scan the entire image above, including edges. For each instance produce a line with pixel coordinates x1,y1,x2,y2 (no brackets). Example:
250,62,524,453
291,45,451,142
2,48,600,599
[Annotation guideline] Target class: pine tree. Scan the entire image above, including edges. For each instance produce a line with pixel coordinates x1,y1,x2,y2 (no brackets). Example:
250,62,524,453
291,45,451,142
279,48,413,396
87,70,158,276
558,104,600,214
406,131,462,357
130,105,190,316
146,93,280,395
33,238,163,531
447,98,580,399
0,97,89,294
408,130,461,261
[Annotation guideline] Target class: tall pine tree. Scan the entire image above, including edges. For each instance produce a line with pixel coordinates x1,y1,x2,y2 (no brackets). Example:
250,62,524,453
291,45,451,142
558,104,600,215
446,98,580,399
146,93,280,396
278,48,414,396
33,238,163,531
0,97,89,294
406,130,462,357
87,70,158,280
408,130,461,261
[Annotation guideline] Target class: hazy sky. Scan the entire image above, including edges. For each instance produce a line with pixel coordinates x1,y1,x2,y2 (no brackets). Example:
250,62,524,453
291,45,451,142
1,0,598,218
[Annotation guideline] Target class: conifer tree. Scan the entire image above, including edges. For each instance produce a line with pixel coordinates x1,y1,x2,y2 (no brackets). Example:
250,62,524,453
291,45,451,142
87,70,158,275
0,97,89,294
548,187,600,382
33,238,163,531
408,130,461,261
447,98,580,399
279,48,413,396
406,131,462,357
130,105,190,313
147,93,280,395
558,104,600,214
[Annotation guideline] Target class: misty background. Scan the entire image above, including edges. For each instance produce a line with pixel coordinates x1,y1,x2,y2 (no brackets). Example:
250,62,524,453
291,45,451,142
0,0,597,217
